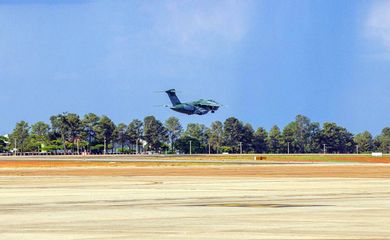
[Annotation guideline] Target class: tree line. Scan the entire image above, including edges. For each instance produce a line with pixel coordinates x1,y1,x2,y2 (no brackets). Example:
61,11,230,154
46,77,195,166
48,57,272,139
1,113,389,154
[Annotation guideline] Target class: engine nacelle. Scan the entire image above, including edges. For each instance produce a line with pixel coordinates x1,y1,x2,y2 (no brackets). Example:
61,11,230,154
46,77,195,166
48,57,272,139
194,107,209,115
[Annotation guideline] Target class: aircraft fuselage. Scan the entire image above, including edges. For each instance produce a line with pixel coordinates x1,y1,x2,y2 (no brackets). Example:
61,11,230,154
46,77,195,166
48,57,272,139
165,89,221,115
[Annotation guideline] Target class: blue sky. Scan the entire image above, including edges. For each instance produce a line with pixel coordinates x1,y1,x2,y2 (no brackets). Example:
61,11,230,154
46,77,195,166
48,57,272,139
0,0,389,135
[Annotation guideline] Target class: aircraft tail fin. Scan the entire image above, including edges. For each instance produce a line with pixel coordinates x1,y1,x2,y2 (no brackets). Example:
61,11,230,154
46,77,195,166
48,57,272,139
165,89,181,106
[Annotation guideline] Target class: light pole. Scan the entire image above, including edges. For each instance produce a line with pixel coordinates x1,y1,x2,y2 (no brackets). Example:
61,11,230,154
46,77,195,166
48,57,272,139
323,144,326,154
356,145,359,154
189,140,192,155
287,142,290,154
208,143,211,155
239,142,242,154
14,138,17,156
76,138,80,155
104,137,107,155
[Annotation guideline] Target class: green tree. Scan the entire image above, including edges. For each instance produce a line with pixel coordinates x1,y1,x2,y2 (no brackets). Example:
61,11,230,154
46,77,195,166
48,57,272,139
184,123,208,145
164,117,183,152
306,122,322,153
295,115,312,152
281,115,322,153
175,135,201,154
373,136,381,152
30,121,50,152
241,124,255,153
253,127,268,153
127,119,143,152
65,113,83,143
50,113,68,151
143,116,167,152
281,122,298,153
114,123,128,151
223,117,245,153
50,113,83,152
95,115,116,153
182,123,209,153
321,122,355,153
208,121,223,153
267,125,282,153
9,121,30,152
31,121,50,142
82,113,100,151
0,135,8,153
354,131,374,153
376,127,390,153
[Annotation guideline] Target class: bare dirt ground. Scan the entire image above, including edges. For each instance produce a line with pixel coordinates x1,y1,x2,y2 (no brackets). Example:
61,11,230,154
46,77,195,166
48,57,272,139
1,156,390,239
0,154,390,178
2,153,390,163
1,164,390,178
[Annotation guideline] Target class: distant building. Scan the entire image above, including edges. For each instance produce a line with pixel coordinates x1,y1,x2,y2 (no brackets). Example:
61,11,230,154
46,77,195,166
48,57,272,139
112,139,146,154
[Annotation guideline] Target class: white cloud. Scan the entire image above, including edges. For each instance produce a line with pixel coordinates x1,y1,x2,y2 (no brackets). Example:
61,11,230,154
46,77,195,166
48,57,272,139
366,0,390,56
149,0,253,55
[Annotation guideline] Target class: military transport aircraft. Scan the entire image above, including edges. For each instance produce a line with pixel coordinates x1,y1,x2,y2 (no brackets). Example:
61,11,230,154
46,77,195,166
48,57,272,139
163,89,221,115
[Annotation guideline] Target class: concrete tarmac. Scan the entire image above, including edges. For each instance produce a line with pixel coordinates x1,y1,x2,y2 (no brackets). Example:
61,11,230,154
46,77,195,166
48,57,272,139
1,176,390,239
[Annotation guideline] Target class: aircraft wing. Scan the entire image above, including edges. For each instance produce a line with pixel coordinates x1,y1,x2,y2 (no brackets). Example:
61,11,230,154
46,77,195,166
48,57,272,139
193,99,220,108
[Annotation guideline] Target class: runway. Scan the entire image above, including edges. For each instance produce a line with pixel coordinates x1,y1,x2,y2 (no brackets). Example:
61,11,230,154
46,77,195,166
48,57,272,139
1,176,390,239
1,156,390,239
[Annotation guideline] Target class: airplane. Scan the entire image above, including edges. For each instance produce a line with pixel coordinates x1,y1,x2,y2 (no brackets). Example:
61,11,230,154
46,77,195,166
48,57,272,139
163,89,221,115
